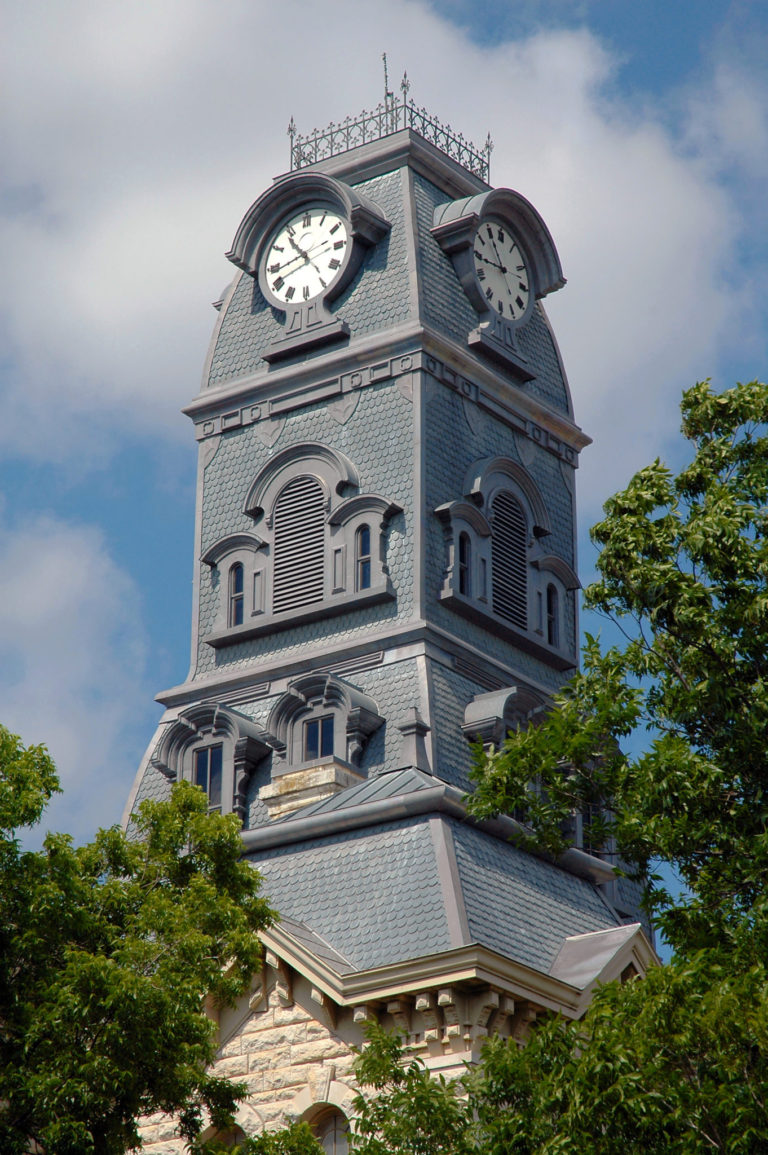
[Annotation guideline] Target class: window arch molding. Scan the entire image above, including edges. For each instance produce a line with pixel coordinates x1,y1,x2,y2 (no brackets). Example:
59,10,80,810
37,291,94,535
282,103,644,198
463,456,551,537
151,703,272,822
266,672,383,774
243,442,359,523
204,444,401,648
436,457,577,670
462,685,549,747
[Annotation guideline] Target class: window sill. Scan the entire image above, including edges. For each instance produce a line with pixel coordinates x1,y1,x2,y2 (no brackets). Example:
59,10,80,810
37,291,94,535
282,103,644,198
205,582,395,649
439,590,577,671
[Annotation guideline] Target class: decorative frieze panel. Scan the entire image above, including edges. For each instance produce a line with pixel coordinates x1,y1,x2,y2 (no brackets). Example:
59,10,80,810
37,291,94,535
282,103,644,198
192,348,584,467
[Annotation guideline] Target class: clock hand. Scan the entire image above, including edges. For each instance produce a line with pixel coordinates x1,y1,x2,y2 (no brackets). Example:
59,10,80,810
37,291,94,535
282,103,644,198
487,233,510,278
474,252,507,273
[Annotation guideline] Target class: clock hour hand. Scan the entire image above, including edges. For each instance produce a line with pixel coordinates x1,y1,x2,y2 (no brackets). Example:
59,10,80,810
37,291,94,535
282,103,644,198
474,251,507,274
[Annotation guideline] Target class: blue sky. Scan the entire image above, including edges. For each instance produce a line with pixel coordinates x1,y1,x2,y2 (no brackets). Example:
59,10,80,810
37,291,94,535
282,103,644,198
1,0,766,842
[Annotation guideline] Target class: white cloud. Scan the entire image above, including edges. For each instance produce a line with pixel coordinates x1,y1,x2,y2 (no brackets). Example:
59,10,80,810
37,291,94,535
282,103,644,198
1,2,767,838
2,1,763,492
0,513,152,842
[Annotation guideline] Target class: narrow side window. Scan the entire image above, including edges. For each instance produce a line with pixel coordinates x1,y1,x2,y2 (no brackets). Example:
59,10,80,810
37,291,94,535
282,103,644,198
546,583,559,647
229,562,244,626
458,532,471,596
355,524,371,591
194,745,223,813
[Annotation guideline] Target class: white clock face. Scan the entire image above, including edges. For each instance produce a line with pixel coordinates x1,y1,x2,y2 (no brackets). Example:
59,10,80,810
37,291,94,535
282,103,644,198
263,207,349,305
472,218,531,322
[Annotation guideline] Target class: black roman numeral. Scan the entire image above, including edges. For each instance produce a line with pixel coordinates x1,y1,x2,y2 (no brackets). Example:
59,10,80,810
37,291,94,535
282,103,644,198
269,263,280,274
273,276,284,291
330,223,340,234
285,285,295,301
302,213,312,228
303,285,310,300
477,268,486,281
485,286,494,301
328,258,340,270
333,240,345,249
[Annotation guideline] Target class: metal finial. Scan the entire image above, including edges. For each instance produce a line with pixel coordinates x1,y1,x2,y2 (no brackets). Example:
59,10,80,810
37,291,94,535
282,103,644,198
383,52,393,103
401,70,410,102
287,116,297,169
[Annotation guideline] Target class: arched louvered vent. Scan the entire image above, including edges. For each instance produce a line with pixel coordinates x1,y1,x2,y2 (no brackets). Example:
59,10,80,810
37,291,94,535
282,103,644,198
272,476,325,613
491,491,528,628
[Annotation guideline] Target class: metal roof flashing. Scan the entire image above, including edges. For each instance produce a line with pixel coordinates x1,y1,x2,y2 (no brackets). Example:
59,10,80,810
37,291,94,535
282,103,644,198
240,771,616,886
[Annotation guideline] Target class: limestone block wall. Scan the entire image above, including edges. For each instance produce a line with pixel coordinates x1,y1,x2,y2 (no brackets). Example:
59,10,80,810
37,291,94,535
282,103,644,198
137,959,536,1153
139,974,360,1154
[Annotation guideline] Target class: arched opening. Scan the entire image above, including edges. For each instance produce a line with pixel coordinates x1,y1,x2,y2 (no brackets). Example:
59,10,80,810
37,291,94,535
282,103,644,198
458,531,472,596
312,1107,350,1155
272,476,326,613
194,744,223,813
228,562,244,626
355,523,372,591
491,491,527,628
546,583,559,647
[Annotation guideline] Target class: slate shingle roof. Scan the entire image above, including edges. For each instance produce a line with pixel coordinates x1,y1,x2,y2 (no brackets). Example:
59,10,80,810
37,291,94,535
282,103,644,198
248,785,620,977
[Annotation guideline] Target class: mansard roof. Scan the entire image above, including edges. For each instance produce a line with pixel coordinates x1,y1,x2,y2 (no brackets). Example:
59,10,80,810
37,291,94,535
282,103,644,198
244,771,645,992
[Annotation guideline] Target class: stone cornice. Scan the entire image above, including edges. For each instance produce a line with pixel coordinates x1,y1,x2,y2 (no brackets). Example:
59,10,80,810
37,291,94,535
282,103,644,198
154,621,557,711
260,923,657,1021
185,327,590,464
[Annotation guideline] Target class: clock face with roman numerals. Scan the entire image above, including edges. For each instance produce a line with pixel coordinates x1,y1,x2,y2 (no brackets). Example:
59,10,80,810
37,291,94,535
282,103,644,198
262,207,349,306
472,218,532,323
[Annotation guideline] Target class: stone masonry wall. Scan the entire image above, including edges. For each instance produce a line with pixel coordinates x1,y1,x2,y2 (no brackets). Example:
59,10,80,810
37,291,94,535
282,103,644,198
138,975,360,1153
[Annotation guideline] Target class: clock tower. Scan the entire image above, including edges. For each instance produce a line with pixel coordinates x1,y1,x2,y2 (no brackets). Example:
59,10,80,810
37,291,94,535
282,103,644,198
127,89,653,1150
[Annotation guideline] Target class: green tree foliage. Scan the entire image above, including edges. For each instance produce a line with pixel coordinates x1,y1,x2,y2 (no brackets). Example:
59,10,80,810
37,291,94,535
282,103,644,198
198,1120,323,1155
470,379,768,954
350,1022,474,1155
0,726,275,1155
350,381,768,1153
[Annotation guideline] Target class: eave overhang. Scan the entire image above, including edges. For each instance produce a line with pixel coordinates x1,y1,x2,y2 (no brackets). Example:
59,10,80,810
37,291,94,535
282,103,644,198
261,919,657,1022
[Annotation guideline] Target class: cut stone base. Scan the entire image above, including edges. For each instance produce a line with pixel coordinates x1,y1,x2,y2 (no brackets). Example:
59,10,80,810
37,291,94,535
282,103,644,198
259,761,365,820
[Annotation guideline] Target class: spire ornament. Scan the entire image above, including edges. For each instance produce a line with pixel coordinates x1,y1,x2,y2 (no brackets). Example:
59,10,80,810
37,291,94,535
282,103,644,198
287,71,490,182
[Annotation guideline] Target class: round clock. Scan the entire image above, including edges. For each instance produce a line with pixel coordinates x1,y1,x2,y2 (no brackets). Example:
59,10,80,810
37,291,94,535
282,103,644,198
262,206,349,306
472,218,532,323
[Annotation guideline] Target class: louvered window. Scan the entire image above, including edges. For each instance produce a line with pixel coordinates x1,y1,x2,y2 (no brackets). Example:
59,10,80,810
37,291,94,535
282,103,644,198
272,476,325,613
491,491,528,628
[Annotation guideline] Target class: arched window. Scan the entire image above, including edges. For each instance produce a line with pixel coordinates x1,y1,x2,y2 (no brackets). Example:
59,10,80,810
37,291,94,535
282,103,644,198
355,524,371,590
194,744,223,814
458,532,472,596
313,1108,350,1155
272,475,326,613
304,714,334,761
546,583,559,647
491,491,527,628
228,562,244,626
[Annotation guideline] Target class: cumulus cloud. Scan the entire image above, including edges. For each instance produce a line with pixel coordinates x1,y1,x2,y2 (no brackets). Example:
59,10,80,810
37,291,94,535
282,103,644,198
1,1,766,837
2,1,764,489
0,512,152,842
